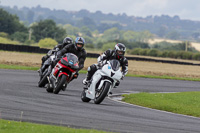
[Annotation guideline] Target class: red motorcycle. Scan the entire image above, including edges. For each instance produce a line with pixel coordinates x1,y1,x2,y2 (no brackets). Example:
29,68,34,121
46,53,79,94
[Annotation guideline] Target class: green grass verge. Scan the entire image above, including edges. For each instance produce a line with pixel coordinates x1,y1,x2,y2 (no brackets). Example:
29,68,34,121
1,64,200,81
126,73,200,81
122,92,200,117
0,64,39,71
0,119,110,133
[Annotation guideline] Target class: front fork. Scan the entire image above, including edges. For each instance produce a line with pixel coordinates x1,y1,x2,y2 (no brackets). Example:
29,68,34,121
86,74,101,99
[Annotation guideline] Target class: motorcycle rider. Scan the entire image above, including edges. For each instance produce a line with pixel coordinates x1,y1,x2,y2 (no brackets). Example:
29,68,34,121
54,37,87,80
83,43,128,88
40,37,73,67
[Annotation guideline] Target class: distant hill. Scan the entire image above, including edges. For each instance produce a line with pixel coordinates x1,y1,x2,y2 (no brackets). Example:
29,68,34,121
1,5,200,41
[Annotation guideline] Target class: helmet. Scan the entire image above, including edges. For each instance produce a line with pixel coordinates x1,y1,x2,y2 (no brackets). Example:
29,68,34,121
63,37,73,46
114,43,126,58
74,37,85,51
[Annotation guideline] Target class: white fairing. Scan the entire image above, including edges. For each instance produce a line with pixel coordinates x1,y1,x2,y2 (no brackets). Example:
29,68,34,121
86,60,122,99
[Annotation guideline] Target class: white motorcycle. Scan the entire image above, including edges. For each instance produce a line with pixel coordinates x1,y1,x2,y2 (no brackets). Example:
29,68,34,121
81,59,122,104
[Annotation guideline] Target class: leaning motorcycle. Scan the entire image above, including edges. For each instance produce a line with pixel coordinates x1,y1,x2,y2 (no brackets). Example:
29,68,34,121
38,50,57,87
81,59,122,104
46,53,79,94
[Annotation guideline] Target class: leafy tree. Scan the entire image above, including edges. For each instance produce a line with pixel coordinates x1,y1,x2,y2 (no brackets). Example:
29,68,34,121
0,8,27,35
10,32,28,42
26,10,34,24
81,26,92,37
122,30,153,43
0,32,9,38
82,36,93,44
31,19,66,43
76,17,96,30
38,38,58,48
152,41,197,52
63,24,79,36
99,27,122,42
122,31,137,42
97,23,112,33
166,31,180,40
157,25,167,37
102,42,116,51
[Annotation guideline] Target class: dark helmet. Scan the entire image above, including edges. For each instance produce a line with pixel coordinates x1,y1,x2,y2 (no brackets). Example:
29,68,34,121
63,37,73,46
74,37,85,51
114,43,126,58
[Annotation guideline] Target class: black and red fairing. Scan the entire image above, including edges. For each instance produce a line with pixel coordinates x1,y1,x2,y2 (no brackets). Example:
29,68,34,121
53,53,79,78
60,53,79,71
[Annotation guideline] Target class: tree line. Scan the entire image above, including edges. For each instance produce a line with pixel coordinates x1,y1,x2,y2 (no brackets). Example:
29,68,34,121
2,5,200,41
0,8,199,60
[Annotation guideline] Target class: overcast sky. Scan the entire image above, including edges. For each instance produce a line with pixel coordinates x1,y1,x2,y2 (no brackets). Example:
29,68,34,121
1,0,200,21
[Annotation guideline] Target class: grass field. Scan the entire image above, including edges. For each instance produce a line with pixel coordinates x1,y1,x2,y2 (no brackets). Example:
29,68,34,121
1,51,200,79
0,119,111,133
148,38,200,51
122,92,200,117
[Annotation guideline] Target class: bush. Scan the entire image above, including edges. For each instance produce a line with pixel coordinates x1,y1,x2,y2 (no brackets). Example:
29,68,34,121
129,48,142,55
167,51,176,58
147,49,161,57
161,51,169,57
10,32,28,42
38,38,58,49
175,51,193,59
139,49,150,56
128,47,199,61
192,53,200,60
85,43,94,49
0,32,9,38
24,40,35,46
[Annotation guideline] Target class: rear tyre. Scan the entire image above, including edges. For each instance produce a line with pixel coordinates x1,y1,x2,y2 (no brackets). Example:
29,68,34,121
94,81,111,104
46,83,53,93
81,89,91,102
53,75,67,94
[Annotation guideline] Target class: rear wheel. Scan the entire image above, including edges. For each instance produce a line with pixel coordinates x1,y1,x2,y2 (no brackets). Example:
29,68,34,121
46,83,53,93
94,81,111,104
53,75,67,94
81,89,91,102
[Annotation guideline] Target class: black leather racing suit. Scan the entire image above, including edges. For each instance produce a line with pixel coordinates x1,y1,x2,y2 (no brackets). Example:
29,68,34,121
41,43,71,66
86,49,128,81
56,44,87,72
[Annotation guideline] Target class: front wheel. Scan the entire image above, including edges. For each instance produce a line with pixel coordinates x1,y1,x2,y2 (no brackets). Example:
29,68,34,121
94,81,111,104
81,89,91,102
38,69,48,87
53,75,67,94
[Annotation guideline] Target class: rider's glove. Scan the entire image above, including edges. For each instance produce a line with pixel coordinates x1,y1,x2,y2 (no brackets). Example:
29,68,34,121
55,48,59,51
47,50,53,56
97,61,103,68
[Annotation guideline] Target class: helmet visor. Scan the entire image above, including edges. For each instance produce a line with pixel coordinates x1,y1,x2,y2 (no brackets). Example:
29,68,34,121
117,50,125,56
77,43,83,48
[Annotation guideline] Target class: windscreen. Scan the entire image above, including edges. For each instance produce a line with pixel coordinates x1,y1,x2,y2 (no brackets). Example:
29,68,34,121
63,53,79,65
110,59,120,71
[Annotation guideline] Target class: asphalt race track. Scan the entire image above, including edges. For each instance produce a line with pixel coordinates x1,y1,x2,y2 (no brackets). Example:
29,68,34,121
0,69,200,133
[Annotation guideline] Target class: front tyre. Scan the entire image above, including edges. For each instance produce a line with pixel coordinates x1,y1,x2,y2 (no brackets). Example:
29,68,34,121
94,81,111,104
53,75,67,94
81,89,91,102
38,70,48,87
